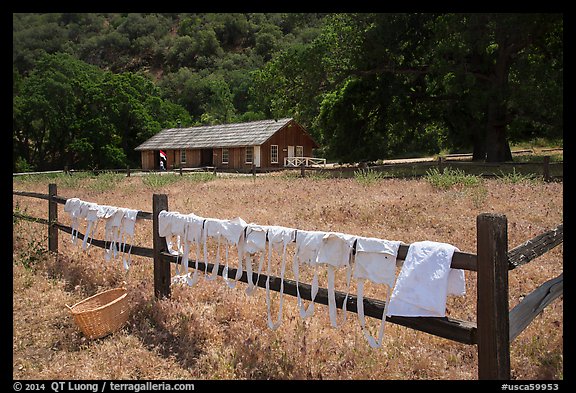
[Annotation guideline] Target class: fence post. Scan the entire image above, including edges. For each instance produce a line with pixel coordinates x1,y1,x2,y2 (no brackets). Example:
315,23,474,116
476,213,510,380
438,156,444,174
126,165,131,177
300,161,306,178
48,183,58,253
152,194,171,299
542,156,550,182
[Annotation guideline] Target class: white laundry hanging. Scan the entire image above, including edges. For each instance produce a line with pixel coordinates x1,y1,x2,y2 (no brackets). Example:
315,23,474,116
168,212,188,273
103,206,139,270
263,225,296,330
119,208,139,270
291,229,325,319
316,232,355,328
157,210,173,249
81,202,100,251
159,210,187,280
64,198,140,270
386,240,466,317
243,224,268,296
203,217,246,287
353,236,401,348
184,213,206,286
171,213,205,287
63,198,82,244
103,207,124,262
159,210,209,286
158,210,185,257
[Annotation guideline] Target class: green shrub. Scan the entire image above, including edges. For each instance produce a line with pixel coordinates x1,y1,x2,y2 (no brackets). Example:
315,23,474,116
14,157,34,173
354,168,385,185
425,167,481,190
496,168,539,184
89,171,124,192
141,173,184,188
186,172,217,183
142,172,216,188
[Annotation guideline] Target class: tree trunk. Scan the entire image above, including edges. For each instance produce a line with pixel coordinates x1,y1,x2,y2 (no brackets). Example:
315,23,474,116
485,102,513,162
471,120,487,161
485,38,514,163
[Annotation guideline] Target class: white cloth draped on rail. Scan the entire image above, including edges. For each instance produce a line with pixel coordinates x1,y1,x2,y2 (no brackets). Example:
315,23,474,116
316,232,355,328
182,213,205,286
292,229,324,319
243,224,268,296
263,225,296,330
202,217,247,288
63,198,83,244
353,236,402,348
63,198,101,250
64,198,139,271
158,211,205,287
82,202,101,250
158,210,189,274
386,241,466,317
155,207,468,345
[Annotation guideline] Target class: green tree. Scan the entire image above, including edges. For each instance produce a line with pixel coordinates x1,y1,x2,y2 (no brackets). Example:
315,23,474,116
13,53,103,170
13,53,191,171
429,13,563,161
257,13,562,163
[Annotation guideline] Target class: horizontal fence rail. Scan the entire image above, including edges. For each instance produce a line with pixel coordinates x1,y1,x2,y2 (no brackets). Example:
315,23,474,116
284,157,327,167
508,273,563,342
14,151,562,181
12,184,563,380
507,224,564,270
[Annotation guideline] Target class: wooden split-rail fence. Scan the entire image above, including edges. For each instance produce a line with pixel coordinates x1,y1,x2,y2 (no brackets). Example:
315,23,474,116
13,183,563,380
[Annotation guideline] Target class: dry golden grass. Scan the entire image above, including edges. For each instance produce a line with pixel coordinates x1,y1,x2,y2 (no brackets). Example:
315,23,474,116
12,172,563,380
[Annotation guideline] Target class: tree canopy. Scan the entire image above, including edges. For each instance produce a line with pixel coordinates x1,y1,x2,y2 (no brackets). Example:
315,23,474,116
253,13,563,162
13,12,562,171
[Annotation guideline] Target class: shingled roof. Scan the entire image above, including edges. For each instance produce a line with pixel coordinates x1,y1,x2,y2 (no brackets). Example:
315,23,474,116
135,118,295,151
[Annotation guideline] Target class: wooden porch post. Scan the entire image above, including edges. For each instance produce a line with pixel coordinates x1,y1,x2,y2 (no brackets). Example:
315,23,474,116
153,194,171,299
476,213,510,379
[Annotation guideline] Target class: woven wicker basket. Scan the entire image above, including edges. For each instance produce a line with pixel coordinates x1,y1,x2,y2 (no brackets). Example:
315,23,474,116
66,287,130,339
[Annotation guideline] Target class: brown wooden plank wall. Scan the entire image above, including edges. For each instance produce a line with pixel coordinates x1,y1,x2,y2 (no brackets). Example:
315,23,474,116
181,149,201,168
141,151,155,170
260,121,317,168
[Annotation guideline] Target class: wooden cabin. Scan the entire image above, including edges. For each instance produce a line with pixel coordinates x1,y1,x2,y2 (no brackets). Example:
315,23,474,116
135,118,321,171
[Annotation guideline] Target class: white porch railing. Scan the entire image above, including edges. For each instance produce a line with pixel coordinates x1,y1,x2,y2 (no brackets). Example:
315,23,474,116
284,157,326,167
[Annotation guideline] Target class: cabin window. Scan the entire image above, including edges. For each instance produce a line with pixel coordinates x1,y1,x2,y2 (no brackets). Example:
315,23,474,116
180,149,187,164
222,148,229,164
271,145,279,164
245,146,253,164
296,146,304,157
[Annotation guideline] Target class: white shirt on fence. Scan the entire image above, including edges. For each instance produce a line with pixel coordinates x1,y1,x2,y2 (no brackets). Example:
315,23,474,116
386,240,466,317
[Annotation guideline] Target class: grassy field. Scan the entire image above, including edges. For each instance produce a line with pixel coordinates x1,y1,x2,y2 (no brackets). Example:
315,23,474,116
12,170,563,380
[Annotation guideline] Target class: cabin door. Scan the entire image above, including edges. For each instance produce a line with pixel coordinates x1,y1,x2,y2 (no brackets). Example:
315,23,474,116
201,149,213,166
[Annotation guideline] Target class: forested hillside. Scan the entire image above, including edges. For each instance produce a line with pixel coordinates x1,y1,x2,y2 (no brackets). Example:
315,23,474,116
13,13,563,171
